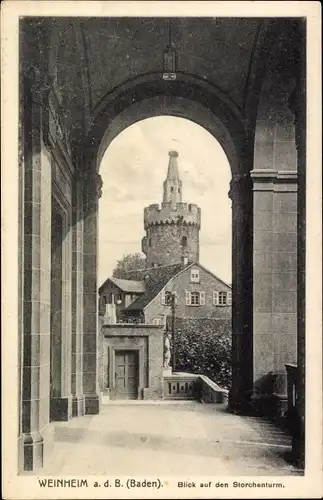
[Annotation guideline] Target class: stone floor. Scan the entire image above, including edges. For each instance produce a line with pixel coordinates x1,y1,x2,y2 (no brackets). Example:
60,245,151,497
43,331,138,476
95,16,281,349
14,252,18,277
41,402,302,476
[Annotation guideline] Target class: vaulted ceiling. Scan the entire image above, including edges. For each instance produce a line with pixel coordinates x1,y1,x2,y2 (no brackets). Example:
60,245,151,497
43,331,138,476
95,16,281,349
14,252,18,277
81,18,261,112
53,18,263,123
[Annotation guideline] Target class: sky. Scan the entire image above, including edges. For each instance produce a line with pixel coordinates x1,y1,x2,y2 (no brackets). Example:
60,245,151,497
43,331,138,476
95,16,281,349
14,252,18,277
98,116,232,286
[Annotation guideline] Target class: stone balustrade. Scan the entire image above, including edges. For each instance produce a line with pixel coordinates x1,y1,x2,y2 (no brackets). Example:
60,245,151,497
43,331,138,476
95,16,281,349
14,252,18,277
194,375,229,404
164,373,198,400
164,372,228,403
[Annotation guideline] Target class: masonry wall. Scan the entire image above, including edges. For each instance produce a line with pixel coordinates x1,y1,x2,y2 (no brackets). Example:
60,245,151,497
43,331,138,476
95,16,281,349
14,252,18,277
142,223,200,267
252,42,298,400
18,33,87,470
100,325,164,400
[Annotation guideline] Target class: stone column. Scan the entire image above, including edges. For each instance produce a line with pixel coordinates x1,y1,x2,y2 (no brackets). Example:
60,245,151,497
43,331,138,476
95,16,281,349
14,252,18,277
250,68,299,417
82,171,102,414
50,191,73,422
228,173,254,412
20,76,52,471
251,169,297,411
71,175,85,416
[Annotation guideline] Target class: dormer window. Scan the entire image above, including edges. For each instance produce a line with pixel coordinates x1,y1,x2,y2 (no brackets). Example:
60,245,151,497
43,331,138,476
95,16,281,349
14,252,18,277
190,269,200,283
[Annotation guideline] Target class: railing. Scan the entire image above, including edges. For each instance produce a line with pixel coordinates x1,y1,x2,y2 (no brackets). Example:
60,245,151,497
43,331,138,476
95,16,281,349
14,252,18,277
164,373,198,400
163,373,228,403
195,375,229,404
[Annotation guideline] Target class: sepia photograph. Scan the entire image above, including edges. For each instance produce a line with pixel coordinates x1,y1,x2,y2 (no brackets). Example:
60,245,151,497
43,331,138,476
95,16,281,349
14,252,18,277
1,1,322,499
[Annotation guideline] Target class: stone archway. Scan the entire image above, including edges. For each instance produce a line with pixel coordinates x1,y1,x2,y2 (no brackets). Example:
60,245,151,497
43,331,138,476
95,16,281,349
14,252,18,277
84,74,255,411
16,17,307,473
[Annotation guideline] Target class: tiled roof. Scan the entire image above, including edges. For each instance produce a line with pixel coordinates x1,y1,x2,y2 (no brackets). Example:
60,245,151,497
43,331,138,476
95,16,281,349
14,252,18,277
99,261,231,311
124,263,184,311
99,277,145,294
109,277,146,293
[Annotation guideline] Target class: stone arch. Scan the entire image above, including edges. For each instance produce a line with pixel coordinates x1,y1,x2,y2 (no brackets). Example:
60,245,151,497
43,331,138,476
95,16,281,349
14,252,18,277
85,73,246,177
95,95,239,175
85,73,256,413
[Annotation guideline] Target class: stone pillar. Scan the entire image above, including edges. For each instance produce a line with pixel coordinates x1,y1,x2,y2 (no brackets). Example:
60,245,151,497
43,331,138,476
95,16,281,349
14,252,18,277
82,171,102,414
228,173,254,411
71,176,85,416
19,77,52,471
50,193,73,422
251,169,297,409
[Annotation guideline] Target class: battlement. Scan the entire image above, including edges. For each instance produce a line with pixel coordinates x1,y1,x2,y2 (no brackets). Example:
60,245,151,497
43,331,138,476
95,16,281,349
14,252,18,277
144,202,201,229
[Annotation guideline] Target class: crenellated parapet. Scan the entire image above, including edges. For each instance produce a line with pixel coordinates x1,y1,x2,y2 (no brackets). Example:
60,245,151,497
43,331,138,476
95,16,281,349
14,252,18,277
144,202,201,230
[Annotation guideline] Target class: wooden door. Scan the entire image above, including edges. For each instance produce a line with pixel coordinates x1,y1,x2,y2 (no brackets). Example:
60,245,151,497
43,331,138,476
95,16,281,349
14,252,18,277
114,350,139,400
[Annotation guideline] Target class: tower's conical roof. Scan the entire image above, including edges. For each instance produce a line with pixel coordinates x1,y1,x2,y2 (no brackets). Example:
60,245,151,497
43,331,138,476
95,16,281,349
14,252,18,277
166,151,180,179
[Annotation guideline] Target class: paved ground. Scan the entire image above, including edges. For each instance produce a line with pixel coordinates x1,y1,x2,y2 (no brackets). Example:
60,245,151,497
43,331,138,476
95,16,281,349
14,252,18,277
42,402,302,476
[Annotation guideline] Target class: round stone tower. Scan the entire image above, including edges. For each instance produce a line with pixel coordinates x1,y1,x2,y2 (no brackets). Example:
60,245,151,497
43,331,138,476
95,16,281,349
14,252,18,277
142,151,201,267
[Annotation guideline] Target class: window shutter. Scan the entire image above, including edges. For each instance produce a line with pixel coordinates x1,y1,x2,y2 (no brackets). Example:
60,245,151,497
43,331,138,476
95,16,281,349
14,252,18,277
161,290,165,305
200,291,205,305
213,291,219,305
227,291,232,306
174,291,178,304
185,290,191,306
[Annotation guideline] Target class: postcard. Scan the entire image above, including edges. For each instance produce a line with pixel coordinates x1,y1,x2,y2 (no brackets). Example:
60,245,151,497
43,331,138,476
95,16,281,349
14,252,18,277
1,1,322,499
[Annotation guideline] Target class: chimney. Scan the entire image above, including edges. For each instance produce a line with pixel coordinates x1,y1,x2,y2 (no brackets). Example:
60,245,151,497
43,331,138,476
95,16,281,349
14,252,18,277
181,256,189,267
104,303,117,325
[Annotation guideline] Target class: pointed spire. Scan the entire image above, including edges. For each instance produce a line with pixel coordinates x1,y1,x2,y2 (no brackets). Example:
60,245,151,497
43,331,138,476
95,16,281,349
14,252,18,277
163,151,182,206
167,151,180,180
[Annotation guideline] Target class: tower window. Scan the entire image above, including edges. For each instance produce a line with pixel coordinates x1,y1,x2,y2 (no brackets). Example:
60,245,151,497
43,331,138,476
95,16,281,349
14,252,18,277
149,238,152,247
181,236,187,247
178,188,180,193
171,187,174,192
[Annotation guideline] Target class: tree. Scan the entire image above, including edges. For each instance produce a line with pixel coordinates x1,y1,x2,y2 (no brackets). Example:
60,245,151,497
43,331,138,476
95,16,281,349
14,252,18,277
173,318,232,390
112,253,146,278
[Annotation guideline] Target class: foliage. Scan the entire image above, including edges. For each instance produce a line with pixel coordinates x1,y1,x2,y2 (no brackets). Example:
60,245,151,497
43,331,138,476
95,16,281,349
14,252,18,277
172,318,232,390
112,253,146,278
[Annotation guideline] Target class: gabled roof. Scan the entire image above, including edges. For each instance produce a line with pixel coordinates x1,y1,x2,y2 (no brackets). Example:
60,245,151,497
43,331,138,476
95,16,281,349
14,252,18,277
99,277,145,294
100,261,231,311
125,261,231,312
124,263,185,311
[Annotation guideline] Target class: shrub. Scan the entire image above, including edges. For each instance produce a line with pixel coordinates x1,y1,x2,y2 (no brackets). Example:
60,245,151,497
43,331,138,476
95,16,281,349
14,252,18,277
172,318,232,390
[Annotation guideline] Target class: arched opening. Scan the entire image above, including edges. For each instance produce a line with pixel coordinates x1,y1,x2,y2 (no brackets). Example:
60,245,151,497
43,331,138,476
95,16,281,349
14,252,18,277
92,91,252,398
98,116,232,286
97,115,233,396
